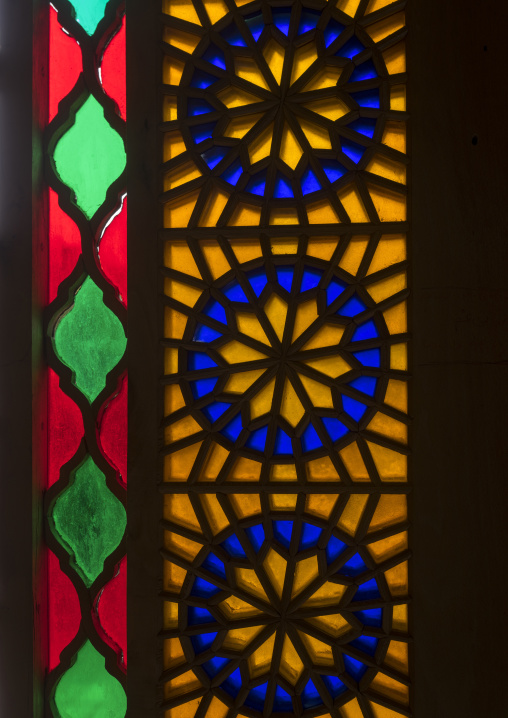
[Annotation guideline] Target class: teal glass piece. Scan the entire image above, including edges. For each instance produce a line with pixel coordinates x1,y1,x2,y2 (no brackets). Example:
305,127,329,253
53,94,126,219
50,455,126,587
53,640,127,718
54,277,126,402
67,0,109,36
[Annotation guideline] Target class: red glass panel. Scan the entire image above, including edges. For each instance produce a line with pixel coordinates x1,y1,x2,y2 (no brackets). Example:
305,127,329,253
48,549,81,672
98,373,127,486
95,557,127,670
48,188,82,304
100,15,126,119
98,196,127,306
49,6,82,123
48,367,84,488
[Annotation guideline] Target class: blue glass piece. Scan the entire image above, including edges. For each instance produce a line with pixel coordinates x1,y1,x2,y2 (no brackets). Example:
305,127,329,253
326,279,346,304
348,376,377,396
341,139,366,164
337,36,365,59
352,320,378,342
224,282,249,303
245,13,264,42
246,425,268,451
302,423,323,452
190,377,218,399
190,631,217,654
300,522,322,550
222,160,243,186
247,269,268,296
246,172,266,196
221,25,247,47
353,348,381,367
324,18,345,47
301,679,322,709
190,122,216,144
321,160,347,184
302,268,323,291
276,266,294,292
221,535,246,558
341,552,368,577
273,685,293,711
202,146,229,170
298,10,320,34
222,668,242,697
204,300,227,324
354,578,381,601
354,608,383,627
348,117,377,139
274,428,293,455
202,657,230,677
273,520,293,548
188,98,215,116
326,535,347,563
188,606,215,625
245,524,265,552
221,413,244,442
274,174,294,198
342,396,367,422
350,635,379,656
190,69,218,89
272,8,292,36
351,89,380,109
193,324,222,342
344,655,368,680
337,295,367,317
191,577,221,597
202,402,231,423
322,674,347,698
350,59,378,82
203,45,226,70
188,352,217,371
245,682,268,710
301,167,322,194
322,417,349,441
203,553,226,578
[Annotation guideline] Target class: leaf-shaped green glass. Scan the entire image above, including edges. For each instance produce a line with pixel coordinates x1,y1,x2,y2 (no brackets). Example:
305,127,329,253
66,0,109,36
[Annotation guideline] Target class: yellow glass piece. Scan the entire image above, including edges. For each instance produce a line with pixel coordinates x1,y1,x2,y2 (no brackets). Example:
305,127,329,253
369,495,407,533
229,493,261,518
162,95,177,121
303,581,347,608
303,66,342,92
369,701,408,718
366,155,406,185
371,182,408,222
264,549,286,598
280,379,305,427
200,241,230,279
390,342,408,371
164,494,200,532
306,237,338,261
305,98,349,121
306,494,337,520
228,457,262,482
338,185,370,223
203,697,229,718
218,87,262,109
384,379,408,413
230,239,263,263
164,240,201,277
163,561,186,592
164,279,202,307
250,378,275,419
367,441,407,481
162,0,200,23
367,273,407,303
236,568,269,602
164,637,186,670
163,131,186,163
265,294,287,341
163,600,178,629
200,494,229,534
369,673,409,705
291,44,318,85
298,632,334,666
339,237,369,275
392,603,408,631
299,118,332,150
279,635,304,684
202,0,229,22
223,626,263,651
235,57,270,91
365,0,398,12
304,355,351,378
164,670,202,700
248,633,275,678
162,57,185,86
367,413,407,444
366,12,405,43
199,442,229,482
390,85,406,111
236,314,270,345
367,531,408,562
271,464,297,481
218,341,268,364
384,640,409,673
220,595,263,619
270,238,299,254
166,697,202,718
164,190,199,228
225,115,263,139
292,300,318,342
382,122,406,153
225,369,266,394
302,324,345,351
164,531,203,561
263,40,284,84
338,494,369,535
385,561,408,597
248,124,273,164
270,208,299,225
367,235,406,275
163,27,200,54
337,0,361,16
340,698,364,718
228,202,262,226
306,455,341,482
164,348,178,374
164,442,202,482
306,613,351,638
280,124,303,169
307,200,341,224
199,189,229,227
299,374,333,409
339,442,369,481
383,42,406,75
163,161,201,191
165,415,202,444
270,494,298,510
293,556,319,597
163,308,187,340
384,302,407,334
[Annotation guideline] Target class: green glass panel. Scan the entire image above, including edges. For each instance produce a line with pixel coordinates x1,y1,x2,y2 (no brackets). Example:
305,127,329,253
54,276,126,402
53,640,126,718
53,94,126,219
50,455,126,587
67,0,109,36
